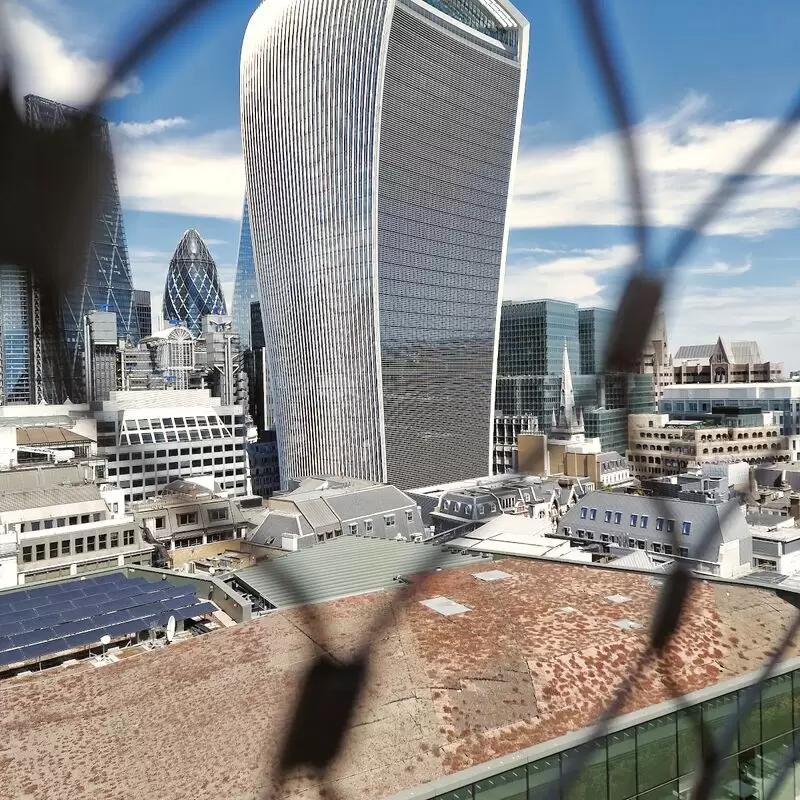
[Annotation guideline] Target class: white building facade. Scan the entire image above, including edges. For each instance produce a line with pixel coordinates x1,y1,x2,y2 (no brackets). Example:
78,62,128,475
240,0,529,489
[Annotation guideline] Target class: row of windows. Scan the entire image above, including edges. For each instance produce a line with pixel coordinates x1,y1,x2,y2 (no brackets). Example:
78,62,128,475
108,444,241,460
108,456,239,475
566,527,690,557
20,513,102,533
579,507,691,535
21,530,135,562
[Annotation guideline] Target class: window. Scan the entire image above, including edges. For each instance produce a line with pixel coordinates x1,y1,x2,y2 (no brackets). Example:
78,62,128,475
177,512,198,526
589,508,597,520
57,518,65,527
663,544,674,555
580,507,587,519
49,542,58,558
604,510,612,523
123,530,134,546
348,523,357,535
614,512,622,524
680,547,689,557
656,517,664,531
640,515,648,529
365,520,373,533
35,544,45,560
636,540,645,550
44,519,53,530
652,542,662,553
22,546,32,563
209,508,228,522
406,510,413,522
69,516,78,526
31,521,40,531
630,514,638,527
61,540,70,556
384,514,396,527
577,529,585,538
99,534,107,550
682,521,692,536
600,533,609,543
586,531,594,540
667,519,675,534
81,514,89,525
87,536,96,552
155,517,165,529
628,538,636,547
110,532,119,548
75,537,84,554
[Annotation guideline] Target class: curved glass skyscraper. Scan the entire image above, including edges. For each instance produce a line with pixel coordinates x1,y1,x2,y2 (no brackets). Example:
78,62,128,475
162,229,227,337
241,0,528,488
231,197,259,349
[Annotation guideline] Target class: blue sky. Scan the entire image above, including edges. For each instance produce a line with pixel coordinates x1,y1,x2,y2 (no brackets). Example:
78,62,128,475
7,0,800,367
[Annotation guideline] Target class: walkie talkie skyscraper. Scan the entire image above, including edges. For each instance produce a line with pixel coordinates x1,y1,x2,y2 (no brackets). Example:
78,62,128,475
241,0,529,488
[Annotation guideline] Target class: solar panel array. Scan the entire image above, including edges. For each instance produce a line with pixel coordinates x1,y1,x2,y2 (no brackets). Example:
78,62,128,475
0,572,216,668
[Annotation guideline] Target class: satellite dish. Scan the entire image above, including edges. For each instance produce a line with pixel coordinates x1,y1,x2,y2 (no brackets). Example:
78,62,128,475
208,566,215,576
166,615,176,643
100,634,111,646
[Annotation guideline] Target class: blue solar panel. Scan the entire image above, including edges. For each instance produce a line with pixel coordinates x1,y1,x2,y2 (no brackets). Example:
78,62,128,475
52,619,95,637
0,620,23,636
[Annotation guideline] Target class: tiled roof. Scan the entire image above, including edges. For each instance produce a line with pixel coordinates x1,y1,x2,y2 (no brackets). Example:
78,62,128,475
4,560,800,799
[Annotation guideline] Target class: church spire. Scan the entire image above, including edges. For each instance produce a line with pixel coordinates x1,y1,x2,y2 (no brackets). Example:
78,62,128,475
550,340,585,442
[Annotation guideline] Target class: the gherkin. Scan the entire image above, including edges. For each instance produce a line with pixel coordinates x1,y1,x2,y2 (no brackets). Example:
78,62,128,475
162,229,227,337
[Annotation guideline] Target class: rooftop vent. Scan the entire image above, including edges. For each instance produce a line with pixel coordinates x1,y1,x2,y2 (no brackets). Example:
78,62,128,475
420,596,470,616
473,570,511,582
612,619,643,630
557,605,578,613
606,594,633,604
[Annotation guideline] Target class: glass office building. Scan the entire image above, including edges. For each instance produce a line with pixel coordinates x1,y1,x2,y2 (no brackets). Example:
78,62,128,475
231,197,258,350
0,266,37,404
579,307,615,375
134,289,152,341
162,230,227,338
241,0,529,489
497,301,653,452
398,664,800,800
24,95,140,401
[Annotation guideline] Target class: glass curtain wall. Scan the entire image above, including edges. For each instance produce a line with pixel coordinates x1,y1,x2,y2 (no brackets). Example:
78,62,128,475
430,669,800,800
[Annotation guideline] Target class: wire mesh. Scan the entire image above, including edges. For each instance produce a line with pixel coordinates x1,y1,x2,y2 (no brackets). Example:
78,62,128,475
1,0,800,798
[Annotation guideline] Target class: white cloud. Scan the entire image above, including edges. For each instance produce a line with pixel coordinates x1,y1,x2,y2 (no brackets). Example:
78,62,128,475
511,94,800,237
112,117,189,139
5,1,141,107
503,244,634,306
112,129,245,220
685,258,751,276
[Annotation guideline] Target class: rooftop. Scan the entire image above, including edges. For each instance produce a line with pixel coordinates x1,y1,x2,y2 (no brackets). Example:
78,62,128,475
1,559,798,799
16,427,93,447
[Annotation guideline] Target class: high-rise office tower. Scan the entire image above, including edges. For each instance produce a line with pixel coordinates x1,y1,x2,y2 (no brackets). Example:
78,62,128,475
133,289,152,340
231,197,258,349
162,229,227,338
241,0,529,488
496,299,655,453
24,95,140,401
0,266,39,404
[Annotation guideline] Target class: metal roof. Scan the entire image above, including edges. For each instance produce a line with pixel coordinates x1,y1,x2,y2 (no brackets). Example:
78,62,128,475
232,536,477,608
16,427,92,446
294,498,339,530
674,340,764,364
0,465,84,493
0,484,103,514
322,485,414,521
